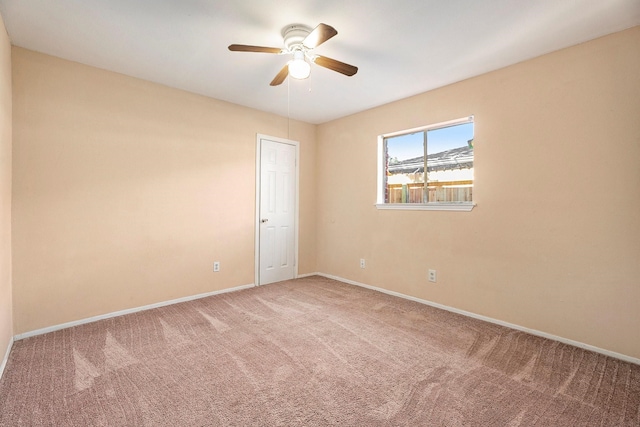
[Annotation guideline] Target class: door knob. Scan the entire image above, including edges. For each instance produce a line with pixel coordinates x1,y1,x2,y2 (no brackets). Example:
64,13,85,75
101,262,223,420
261,219,269,223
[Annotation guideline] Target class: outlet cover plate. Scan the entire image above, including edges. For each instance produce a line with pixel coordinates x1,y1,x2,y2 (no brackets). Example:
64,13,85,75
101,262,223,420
428,269,437,282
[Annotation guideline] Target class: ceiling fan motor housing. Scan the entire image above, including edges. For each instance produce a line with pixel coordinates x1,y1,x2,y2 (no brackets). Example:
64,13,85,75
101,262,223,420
282,24,311,51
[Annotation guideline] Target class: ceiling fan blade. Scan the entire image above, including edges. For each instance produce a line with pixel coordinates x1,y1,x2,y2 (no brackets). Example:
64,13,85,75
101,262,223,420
228,44,282,54
270,65,289,86
303,23,338,49
314,56,358,76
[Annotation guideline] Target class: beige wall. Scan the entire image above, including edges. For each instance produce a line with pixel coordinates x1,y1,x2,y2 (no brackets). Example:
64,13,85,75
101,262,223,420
8,26,640,360
316,27,640,359
11,48,316,334
0,15,12,363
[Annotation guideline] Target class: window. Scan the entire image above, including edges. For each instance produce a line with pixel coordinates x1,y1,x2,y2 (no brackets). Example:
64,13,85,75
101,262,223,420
376,117,475,211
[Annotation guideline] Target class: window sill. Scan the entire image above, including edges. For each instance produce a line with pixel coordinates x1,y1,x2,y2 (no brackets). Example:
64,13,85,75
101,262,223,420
375,203,475,212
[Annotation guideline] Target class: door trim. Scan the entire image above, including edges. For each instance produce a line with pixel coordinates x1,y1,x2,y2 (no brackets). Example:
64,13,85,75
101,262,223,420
254,134,300,286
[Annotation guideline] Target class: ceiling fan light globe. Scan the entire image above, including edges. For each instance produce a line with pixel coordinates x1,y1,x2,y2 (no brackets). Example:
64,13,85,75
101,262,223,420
289,58,311,80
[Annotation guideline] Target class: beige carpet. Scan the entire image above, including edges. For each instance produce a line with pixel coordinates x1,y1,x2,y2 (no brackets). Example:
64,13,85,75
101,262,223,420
1,276,638,426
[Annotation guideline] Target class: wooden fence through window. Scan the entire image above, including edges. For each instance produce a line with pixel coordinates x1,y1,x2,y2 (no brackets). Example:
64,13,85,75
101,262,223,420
387,181,473,203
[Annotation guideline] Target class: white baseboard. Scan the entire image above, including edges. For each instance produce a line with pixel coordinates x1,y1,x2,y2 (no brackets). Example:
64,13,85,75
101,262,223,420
11,273,640,366
0,335,13,380
14,283,255,341
296,272,320,279
318,273,640,366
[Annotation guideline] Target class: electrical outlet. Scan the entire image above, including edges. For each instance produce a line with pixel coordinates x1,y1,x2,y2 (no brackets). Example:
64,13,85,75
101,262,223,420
213,262,220,272
428,269,437,282
360,258,366,269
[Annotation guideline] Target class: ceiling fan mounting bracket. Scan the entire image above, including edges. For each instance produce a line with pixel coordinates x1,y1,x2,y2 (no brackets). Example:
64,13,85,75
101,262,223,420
281,24,311,52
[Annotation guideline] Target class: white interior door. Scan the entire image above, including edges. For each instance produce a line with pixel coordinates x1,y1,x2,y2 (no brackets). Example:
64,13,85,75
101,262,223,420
257,136,298,285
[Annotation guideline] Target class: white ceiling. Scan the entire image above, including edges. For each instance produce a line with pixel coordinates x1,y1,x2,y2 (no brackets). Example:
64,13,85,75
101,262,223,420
1,0,639,124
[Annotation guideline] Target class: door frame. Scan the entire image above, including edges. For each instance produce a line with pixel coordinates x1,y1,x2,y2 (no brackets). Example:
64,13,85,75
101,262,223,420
254,133,300,286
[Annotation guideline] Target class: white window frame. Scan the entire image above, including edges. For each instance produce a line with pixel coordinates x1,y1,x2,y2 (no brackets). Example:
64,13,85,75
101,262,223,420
376,116,476,212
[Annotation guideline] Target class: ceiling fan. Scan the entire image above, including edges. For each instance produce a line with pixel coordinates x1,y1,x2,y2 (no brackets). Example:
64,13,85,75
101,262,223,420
228,23,358,86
